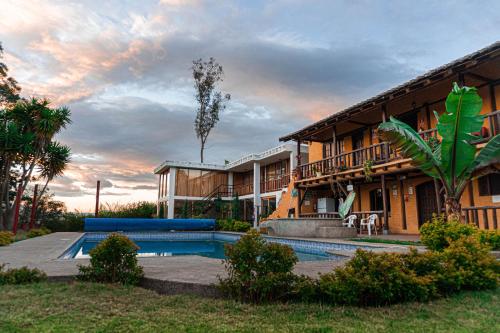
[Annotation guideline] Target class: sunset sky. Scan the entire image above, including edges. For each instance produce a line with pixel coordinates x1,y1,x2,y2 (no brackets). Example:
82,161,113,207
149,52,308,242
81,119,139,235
0,0,499,211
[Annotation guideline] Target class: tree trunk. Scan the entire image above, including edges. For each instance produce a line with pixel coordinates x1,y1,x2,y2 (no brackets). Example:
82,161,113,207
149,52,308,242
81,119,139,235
200,141,205,163
445,196,462,222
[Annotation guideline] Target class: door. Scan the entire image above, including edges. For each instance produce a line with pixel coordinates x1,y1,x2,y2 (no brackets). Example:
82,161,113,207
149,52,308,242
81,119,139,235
352,131,364,166
416,181,438,227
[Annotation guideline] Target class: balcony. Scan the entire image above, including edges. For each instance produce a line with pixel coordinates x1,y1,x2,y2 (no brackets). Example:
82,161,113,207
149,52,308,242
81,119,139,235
297,110,499,181
299,142,399,180
234,183,253,196
260,174,290,193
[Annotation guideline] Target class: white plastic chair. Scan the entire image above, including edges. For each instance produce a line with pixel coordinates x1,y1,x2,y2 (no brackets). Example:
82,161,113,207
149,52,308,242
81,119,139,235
342,214,357,228
360,214,378,236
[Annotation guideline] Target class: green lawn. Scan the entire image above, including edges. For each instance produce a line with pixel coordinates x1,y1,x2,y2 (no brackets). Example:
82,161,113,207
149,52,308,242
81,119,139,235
0,283,498,332
350,237,422,246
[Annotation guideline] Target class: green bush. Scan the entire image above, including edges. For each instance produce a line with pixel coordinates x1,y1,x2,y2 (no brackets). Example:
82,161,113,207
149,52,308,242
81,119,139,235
0,264,47,285
99,201,156,218
77,233,144,285
441,236,499,291
216,219,251,232
0,231,14,246
420,215,477,251
27,227,51,239
478,229,500,251
318,249,436,306
421,215,500,251
219,230,299,303
44,213,86,232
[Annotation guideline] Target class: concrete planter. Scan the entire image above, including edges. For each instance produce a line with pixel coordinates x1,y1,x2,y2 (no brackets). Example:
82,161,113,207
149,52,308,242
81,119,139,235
261,218,357,238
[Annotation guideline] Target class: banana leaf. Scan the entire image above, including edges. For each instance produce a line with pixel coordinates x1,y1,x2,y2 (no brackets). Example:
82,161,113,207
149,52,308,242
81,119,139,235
378,116,440,178
461,134,500,181
437,83,483,185
339,191,356,219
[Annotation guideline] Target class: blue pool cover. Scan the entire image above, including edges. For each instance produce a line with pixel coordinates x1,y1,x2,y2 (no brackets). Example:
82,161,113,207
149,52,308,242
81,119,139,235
84,218,215,232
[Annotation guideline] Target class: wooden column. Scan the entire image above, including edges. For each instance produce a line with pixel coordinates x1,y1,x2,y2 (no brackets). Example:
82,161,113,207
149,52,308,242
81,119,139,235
157,174,161,218
490,84,498,135
399,177,407,230
356,184,361,211
296,139,302,180
381,104,389,162
332,126,337,166
381,174,389,233
297,188,302,217
434,179,442,215
95,180,100,217
425,103,431,130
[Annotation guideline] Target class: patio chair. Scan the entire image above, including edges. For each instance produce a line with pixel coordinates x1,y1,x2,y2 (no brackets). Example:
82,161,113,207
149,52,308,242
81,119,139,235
342,214,357,228
360,214,378,236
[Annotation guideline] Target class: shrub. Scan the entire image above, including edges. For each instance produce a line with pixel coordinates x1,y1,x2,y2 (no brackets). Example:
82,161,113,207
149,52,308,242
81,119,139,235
478,229,500,251
219,230,299,303
77,233,144,285
420,215,477,251
0,264,47,285
318,249,435,306
232,221,251,232
216,219,251,232
27,227,51,239
44,213,86,232
0,231,14,246
441,236,499,291
99,201,156,218
421,215,500,251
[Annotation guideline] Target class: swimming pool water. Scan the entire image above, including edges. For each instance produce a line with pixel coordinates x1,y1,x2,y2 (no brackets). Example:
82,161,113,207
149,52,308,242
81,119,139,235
75,239,333,261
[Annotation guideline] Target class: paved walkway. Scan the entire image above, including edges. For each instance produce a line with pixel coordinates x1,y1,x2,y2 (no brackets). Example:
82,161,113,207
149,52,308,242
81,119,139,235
0,232,348,286
356,234,421,242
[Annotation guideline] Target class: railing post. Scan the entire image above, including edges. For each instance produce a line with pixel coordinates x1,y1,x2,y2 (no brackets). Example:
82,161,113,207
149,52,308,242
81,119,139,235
296,139,302,180
483,208,489,230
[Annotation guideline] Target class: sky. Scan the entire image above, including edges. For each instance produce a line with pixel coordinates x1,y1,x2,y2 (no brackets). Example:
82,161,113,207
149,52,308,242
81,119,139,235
0,0,499,211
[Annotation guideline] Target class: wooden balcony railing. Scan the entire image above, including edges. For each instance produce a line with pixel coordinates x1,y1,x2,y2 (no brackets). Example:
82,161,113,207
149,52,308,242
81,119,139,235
299,142,398,179
260,174,291,193
463,206,499,229
234,183,253,196
297,110,500,181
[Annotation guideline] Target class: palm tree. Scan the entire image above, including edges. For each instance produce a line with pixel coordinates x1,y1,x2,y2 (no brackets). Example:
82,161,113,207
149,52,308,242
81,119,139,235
0,98,71,229
36,141,71,206
378,83,500,221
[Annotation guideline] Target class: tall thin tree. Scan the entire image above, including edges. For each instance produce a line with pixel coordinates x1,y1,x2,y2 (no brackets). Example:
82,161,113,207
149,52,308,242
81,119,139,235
192,57,230,163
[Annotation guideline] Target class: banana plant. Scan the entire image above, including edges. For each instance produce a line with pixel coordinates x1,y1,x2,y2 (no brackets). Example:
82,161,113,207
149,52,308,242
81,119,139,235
378,83,500,221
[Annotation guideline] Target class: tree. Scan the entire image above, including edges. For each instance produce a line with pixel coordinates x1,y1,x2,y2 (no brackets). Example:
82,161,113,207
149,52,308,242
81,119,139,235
192,58,230,163
0,42,20,107
378,83,500,221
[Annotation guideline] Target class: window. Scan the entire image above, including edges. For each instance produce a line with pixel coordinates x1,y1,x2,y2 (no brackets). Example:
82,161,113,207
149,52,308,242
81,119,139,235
323,139,344,158
478,173,500,196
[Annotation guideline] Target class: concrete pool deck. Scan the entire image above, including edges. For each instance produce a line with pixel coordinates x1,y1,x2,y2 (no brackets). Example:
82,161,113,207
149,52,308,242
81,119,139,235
0,232,420,296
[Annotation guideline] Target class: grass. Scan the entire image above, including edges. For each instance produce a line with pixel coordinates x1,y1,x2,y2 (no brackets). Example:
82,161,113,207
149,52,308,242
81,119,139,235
350,237,422,246
0,282,498,332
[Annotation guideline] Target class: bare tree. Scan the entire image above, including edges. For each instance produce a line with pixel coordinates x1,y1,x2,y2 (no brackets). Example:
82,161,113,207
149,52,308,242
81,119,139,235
192,58,230,163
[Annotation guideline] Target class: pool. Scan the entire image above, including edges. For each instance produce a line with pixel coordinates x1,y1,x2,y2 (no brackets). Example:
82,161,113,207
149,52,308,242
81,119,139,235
60,232,376,262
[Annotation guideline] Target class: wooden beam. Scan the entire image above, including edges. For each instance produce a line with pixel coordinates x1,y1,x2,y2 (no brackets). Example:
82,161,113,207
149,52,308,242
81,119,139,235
332,126,337,167
381,174,389,233
465,71,494,83
347,120,373,126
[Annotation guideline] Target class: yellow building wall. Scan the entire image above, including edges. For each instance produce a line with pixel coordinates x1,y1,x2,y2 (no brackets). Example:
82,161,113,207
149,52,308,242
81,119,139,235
308,142,324,163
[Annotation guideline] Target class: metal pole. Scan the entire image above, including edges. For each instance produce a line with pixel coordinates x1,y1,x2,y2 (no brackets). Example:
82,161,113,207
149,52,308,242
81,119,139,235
29,184,38,230
95,180,100,217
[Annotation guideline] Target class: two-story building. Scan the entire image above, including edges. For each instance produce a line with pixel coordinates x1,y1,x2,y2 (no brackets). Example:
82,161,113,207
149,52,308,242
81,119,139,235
154,144,308,226
278,42,500,234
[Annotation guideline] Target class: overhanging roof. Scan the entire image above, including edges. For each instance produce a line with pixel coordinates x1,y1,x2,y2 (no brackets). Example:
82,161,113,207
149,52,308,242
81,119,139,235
279,41,500,142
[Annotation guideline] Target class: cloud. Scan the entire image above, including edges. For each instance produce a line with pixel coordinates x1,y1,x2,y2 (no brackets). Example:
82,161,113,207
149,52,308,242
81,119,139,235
1,0,499,210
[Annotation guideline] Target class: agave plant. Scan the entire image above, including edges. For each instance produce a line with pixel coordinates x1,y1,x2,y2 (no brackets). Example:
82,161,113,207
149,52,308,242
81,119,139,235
378,83,500,221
